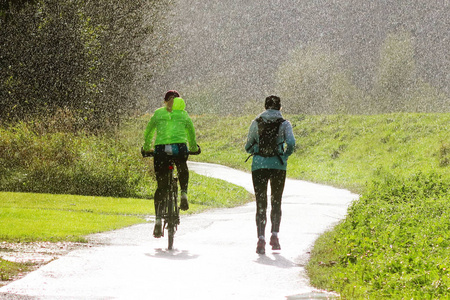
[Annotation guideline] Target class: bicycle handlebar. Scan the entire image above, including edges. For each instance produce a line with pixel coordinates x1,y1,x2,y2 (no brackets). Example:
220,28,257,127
141,145,201,158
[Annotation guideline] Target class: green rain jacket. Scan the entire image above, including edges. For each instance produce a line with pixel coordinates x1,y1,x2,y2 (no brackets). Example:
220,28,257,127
143,97,198,152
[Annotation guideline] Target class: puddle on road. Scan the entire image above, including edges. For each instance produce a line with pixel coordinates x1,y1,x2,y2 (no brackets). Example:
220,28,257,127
287,291,339,299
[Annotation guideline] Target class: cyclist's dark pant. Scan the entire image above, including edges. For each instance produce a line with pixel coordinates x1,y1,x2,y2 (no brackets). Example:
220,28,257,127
252,168,286,238
153,144,189,216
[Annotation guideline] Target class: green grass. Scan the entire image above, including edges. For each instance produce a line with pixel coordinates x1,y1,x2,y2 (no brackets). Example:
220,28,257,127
0,172,251,243
307,173,450,299
190,112,450,299
191,113,450,193
0,207,146,242
0,259,33,282
1,113,450,297
1,192,153,217
288,114,450,192
0,191,151,242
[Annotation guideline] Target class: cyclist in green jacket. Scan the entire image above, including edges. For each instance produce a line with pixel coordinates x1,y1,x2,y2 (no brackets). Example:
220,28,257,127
143,90,198,238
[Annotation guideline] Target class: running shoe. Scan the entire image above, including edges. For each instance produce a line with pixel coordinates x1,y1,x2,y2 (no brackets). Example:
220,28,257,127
256,239,266,254
270,235,281,250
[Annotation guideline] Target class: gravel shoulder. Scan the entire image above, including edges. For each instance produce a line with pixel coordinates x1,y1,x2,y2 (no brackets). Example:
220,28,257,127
0,241,96,287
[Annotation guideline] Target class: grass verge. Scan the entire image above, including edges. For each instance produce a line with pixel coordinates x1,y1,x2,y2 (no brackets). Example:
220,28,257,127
307,172,450,299
0,259,33,282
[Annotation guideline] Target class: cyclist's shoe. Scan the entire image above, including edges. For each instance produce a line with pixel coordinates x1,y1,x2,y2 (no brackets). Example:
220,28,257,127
256,238,266,254
153,222,163,238
270,235,281,250
180,192,189,211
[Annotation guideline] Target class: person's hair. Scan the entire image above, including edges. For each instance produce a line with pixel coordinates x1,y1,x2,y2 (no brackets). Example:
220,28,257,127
264,95,281,110
164,90,180,101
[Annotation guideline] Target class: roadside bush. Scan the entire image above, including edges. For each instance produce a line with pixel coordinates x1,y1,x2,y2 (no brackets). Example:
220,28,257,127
0,121,155,198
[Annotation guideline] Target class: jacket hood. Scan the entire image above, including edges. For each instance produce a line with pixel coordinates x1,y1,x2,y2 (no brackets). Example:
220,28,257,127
258,109,283,122
172,97,186,111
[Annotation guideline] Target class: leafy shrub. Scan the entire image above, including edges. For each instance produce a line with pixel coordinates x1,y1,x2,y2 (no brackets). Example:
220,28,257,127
0,121,155,198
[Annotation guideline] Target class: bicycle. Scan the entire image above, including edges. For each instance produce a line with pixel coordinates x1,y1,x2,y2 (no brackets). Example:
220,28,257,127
141,145,201,250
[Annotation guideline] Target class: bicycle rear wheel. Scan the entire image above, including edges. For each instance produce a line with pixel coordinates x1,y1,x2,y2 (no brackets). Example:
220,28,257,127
167,177,178,250
168,227,174,250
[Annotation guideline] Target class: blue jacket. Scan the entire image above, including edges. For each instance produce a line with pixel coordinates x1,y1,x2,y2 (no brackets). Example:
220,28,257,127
245,109,296,171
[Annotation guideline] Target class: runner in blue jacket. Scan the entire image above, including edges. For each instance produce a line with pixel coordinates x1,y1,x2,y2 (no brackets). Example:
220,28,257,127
245,95,296,254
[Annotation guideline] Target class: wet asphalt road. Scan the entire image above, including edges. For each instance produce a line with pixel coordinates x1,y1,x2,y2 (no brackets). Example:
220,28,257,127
0,162,358,300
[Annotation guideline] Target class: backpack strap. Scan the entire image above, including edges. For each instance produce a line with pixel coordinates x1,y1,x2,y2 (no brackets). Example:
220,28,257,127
244,117,263,156
275,118,286,125
275,118,286,165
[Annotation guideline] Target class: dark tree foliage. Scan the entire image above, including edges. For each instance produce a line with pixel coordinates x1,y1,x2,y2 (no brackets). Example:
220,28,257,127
1,1,87,120
0,0,169,131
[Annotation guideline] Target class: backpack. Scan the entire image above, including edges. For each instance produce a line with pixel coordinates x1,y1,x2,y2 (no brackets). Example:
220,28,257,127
255,117,285,157
245,117,285,164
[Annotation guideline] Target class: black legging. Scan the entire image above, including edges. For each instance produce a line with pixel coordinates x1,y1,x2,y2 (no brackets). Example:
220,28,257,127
252,168,286,238
153,148,189,216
